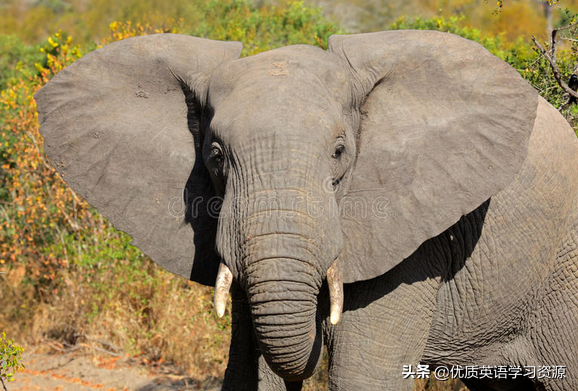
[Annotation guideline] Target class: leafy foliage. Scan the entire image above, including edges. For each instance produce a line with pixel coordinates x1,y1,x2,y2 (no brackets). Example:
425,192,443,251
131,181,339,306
0,0,341,49
0,31,84,301
187,0,341,54
390,14,534,60
0,332,24,383
0,35,43,92
527,16,578,127
103,0,341,56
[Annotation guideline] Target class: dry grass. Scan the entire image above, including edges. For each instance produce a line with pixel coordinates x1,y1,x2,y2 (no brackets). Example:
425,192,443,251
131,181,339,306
0,262,230,388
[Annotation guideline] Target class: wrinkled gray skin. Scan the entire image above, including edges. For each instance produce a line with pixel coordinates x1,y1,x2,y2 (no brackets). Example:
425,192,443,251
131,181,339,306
35,30,578,391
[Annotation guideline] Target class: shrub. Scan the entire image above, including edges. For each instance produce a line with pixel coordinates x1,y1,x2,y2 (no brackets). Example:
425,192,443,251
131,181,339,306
0,35,44,92
0,332,24,385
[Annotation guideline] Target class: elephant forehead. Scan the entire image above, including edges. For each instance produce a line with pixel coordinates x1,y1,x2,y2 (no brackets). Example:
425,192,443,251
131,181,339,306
209,97,341,146
208,45,350,106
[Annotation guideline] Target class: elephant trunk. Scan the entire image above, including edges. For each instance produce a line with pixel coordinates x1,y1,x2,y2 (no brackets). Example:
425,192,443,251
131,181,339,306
238,188,340,380
247,270,321,380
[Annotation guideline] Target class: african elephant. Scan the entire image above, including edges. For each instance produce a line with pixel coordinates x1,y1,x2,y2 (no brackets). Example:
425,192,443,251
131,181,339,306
35,30,578,391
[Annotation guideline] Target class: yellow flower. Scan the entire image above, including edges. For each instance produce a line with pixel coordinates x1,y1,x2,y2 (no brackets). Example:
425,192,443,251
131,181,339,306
48,37,58,48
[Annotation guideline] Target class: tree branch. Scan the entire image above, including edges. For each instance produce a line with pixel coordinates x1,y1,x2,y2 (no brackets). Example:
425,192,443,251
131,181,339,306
552,19,578,33
532,30,578,100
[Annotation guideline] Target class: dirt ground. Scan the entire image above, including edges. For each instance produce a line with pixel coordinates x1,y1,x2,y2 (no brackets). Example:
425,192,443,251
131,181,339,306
6,345,222,391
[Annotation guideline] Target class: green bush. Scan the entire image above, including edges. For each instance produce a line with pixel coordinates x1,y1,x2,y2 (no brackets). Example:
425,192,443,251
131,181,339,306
0,332,24,385
185,0,342,55
0,35,44,92
0,0,342,49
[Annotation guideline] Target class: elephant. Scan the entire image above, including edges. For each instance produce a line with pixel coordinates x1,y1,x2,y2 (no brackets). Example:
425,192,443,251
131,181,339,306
35,30,578,391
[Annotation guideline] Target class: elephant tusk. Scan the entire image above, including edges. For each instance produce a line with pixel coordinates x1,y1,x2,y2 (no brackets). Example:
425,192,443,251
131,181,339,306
327,259,343,325
214,262,233,318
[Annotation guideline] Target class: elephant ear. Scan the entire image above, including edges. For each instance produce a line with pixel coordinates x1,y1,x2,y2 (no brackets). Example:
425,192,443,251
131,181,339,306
36,34,242,286
328,30,539,283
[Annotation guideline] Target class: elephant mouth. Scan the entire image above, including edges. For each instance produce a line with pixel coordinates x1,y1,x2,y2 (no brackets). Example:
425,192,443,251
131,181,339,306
213,258,344,325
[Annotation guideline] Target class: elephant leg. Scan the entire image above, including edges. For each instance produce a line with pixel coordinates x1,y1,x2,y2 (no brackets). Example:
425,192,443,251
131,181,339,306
466,215,578,391
223,283,301,391
526,221,578,391
222,283,259,390
323,252,441,391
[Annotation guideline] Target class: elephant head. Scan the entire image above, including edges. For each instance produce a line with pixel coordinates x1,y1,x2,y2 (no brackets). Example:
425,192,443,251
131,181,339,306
36,31,538,381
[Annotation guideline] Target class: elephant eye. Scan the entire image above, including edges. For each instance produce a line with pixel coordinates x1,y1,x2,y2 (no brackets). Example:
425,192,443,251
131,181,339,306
207,141,225,176
332,143,345,159
209,142,224,166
